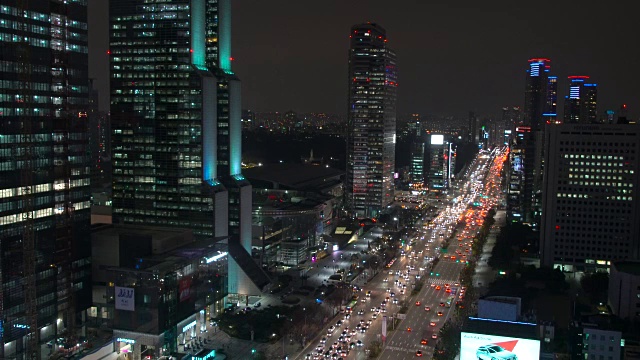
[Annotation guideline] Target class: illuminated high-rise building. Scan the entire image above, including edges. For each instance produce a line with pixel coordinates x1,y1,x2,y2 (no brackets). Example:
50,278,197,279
427,135,455,194
563,76,598,124
346,23,397,218
510,58,557,225
0,0,92,356
110,0,268,298
410,139,425,188
524,58,556,130
540,123,640,272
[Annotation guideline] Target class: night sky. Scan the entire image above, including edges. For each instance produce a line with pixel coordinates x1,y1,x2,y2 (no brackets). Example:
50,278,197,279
89,1,639,118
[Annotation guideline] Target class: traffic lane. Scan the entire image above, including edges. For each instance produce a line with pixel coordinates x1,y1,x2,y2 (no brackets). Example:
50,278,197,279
378,278,444,358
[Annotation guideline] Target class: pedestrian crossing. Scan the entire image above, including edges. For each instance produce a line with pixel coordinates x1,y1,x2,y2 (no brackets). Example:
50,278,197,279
427,278,458,285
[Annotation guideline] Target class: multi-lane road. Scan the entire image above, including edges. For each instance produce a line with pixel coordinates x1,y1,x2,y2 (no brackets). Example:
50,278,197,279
294,147,507,360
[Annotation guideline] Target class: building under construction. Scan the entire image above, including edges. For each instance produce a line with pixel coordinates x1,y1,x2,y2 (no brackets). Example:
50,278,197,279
0,0,92,358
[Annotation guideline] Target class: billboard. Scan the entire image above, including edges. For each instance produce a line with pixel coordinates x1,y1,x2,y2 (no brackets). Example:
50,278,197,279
115,286,135,311
179,276,192,302
430,134,444,145
460,332,540,360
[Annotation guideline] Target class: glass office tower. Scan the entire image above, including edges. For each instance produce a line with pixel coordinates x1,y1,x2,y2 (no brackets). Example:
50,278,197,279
346,23,397,219
0,1,92,357
110,0,267,297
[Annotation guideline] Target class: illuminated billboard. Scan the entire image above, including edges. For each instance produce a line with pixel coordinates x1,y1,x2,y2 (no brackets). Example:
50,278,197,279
460,332,540,360
430,134,444,145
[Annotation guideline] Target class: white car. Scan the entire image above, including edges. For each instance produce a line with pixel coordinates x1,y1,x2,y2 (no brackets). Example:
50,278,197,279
476,345,517,360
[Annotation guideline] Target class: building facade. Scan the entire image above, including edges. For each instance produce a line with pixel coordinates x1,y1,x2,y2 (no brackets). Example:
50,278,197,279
109,0,266,300
427,134,456,194
510,58,556,225
346,23,397,218
410,140,425,188
563,76,598,124
540,124,640,271
506,126,535,223
0,1,92,357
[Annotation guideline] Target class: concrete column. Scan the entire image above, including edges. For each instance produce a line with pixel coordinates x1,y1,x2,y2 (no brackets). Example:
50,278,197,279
132,343,141,360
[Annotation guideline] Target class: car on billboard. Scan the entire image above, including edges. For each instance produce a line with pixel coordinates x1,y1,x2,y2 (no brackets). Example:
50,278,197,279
476,345,517,360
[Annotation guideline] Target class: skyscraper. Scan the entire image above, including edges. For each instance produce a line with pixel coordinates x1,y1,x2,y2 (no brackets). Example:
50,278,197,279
540,123,640,272
346,23,397,218
563,76,598,124
0,1,92,357
110,0,267,298
511,58,556,225
427,135,455,194
410,139,426,188
524,58,555,130
468,111,478,145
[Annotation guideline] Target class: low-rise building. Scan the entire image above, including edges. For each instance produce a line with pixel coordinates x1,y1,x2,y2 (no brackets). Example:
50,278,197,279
90,225,228,360
477,296,522,322
609,261,640,320
245,164,343,269
569,316,624,360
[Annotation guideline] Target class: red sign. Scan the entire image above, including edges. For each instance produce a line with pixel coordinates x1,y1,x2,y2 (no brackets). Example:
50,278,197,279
179,276,192,302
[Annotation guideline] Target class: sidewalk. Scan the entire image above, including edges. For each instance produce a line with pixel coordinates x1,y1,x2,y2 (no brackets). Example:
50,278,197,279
472,210,505,296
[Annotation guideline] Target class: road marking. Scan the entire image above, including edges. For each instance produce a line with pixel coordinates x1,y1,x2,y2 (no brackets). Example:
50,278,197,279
427,278,457,285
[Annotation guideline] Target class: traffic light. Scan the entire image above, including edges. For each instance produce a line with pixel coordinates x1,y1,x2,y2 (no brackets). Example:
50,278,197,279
430,272,433,276
252,349,256,354
436,273,440,276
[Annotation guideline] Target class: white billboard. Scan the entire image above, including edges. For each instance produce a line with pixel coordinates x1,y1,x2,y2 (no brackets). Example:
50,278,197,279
430,134,444,145
115,286,135,311
460,332,540,360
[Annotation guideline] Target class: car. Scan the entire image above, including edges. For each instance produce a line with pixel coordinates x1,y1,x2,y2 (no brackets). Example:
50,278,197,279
435,285,441,290
407,327,412,332
415,301,421,306
416,350,423,357
420,339,428,345
476,345,517,360
437,311,443,316
429,322,437,327
356,340,363,347
424,306,430,311
320,337,327,344
439,302,445,307
432,334,438,339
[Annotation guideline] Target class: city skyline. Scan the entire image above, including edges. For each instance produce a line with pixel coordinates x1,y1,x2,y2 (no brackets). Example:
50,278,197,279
89,1,640,118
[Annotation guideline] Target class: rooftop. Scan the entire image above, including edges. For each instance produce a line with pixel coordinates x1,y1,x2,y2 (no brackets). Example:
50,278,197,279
244,163,343,191
613,261,640,276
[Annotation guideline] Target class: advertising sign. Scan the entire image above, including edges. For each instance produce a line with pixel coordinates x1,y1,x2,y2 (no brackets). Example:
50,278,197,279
179,276,192,302
460,332,540,360
115,286,135,311
430,134,444,145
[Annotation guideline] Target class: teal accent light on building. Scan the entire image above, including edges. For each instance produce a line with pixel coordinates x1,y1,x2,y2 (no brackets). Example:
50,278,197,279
218,0,232,71
190,0,206,67
229,79,242,175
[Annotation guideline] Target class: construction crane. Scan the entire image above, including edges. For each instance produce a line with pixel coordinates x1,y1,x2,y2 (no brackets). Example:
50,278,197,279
15,0,40,358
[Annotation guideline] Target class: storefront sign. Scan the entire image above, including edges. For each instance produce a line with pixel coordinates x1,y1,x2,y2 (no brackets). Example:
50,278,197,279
117,338,136,344
205,251,227,263
182,320,197,333
115,286,135,311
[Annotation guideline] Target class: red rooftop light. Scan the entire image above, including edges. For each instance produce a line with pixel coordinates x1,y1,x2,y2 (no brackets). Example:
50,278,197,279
568,75,590,79
528,58,551,62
